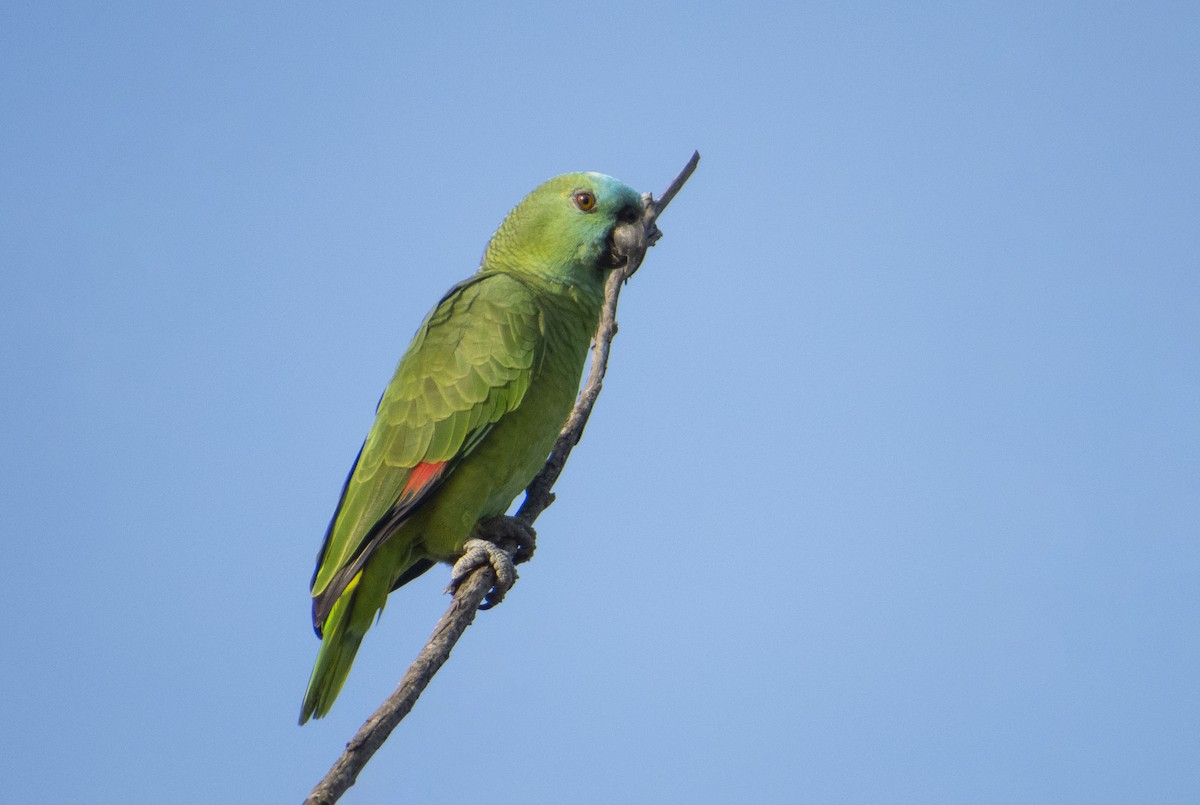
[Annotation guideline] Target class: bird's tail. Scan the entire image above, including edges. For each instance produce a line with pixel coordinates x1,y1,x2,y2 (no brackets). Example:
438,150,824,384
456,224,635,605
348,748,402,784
300,575,367,724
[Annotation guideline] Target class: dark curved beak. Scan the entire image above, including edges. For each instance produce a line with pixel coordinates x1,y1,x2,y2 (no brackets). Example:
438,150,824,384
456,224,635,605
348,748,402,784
599,150,698,277
601,217,649,276
613,218,647,264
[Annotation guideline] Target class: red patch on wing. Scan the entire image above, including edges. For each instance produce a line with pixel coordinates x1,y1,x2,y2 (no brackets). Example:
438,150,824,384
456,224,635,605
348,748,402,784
403,460,447,497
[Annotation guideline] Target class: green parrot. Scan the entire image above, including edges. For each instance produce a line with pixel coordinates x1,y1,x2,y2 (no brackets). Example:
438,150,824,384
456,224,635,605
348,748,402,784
301,172,647,723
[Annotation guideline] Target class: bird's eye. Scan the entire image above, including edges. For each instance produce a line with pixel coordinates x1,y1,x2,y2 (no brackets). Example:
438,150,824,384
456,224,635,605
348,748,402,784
573,191,597,212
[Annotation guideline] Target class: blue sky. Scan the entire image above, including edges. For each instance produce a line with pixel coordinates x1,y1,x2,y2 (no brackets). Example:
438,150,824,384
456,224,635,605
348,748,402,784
3,3,1198,803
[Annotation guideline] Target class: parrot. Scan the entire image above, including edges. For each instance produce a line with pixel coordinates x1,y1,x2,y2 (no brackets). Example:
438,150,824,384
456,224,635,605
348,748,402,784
300,172,648,723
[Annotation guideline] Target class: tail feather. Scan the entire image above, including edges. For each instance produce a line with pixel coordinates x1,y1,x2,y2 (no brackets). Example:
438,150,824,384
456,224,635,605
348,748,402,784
300,577,366,724
301,545,419,724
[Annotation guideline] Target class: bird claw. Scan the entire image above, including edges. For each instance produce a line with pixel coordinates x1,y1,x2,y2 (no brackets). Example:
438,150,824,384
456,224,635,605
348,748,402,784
445,538,517,610
479,515,537,565
444,518,537,609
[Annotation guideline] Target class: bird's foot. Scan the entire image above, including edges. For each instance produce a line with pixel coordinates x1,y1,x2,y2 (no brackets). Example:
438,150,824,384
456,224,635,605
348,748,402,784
477,515,537,565
446,538,517,610
444,518,537,610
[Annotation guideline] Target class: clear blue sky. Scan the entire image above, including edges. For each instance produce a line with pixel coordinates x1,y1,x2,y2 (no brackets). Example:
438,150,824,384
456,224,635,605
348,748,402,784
3,3,1197,803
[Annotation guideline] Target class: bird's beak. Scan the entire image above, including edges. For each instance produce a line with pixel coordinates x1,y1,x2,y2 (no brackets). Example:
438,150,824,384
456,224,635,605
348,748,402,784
603,218,649,275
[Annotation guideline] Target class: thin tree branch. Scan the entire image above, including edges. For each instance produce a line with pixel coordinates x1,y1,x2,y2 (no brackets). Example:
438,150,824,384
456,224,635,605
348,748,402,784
304,152,700,805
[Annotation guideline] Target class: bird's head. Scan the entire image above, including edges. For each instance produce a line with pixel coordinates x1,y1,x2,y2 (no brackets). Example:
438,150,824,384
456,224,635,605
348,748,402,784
482,172,646,292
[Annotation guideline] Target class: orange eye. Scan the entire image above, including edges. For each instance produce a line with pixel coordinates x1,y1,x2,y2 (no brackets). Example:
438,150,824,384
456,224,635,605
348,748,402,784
573,191,597,212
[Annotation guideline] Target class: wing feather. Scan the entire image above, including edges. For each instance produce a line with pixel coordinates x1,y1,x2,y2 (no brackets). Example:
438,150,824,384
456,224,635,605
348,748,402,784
310,272,544,632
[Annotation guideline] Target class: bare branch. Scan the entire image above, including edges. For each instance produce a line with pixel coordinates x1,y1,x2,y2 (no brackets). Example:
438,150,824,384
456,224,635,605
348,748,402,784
304,152,700,804
303,565,494,805
649,150,700,229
